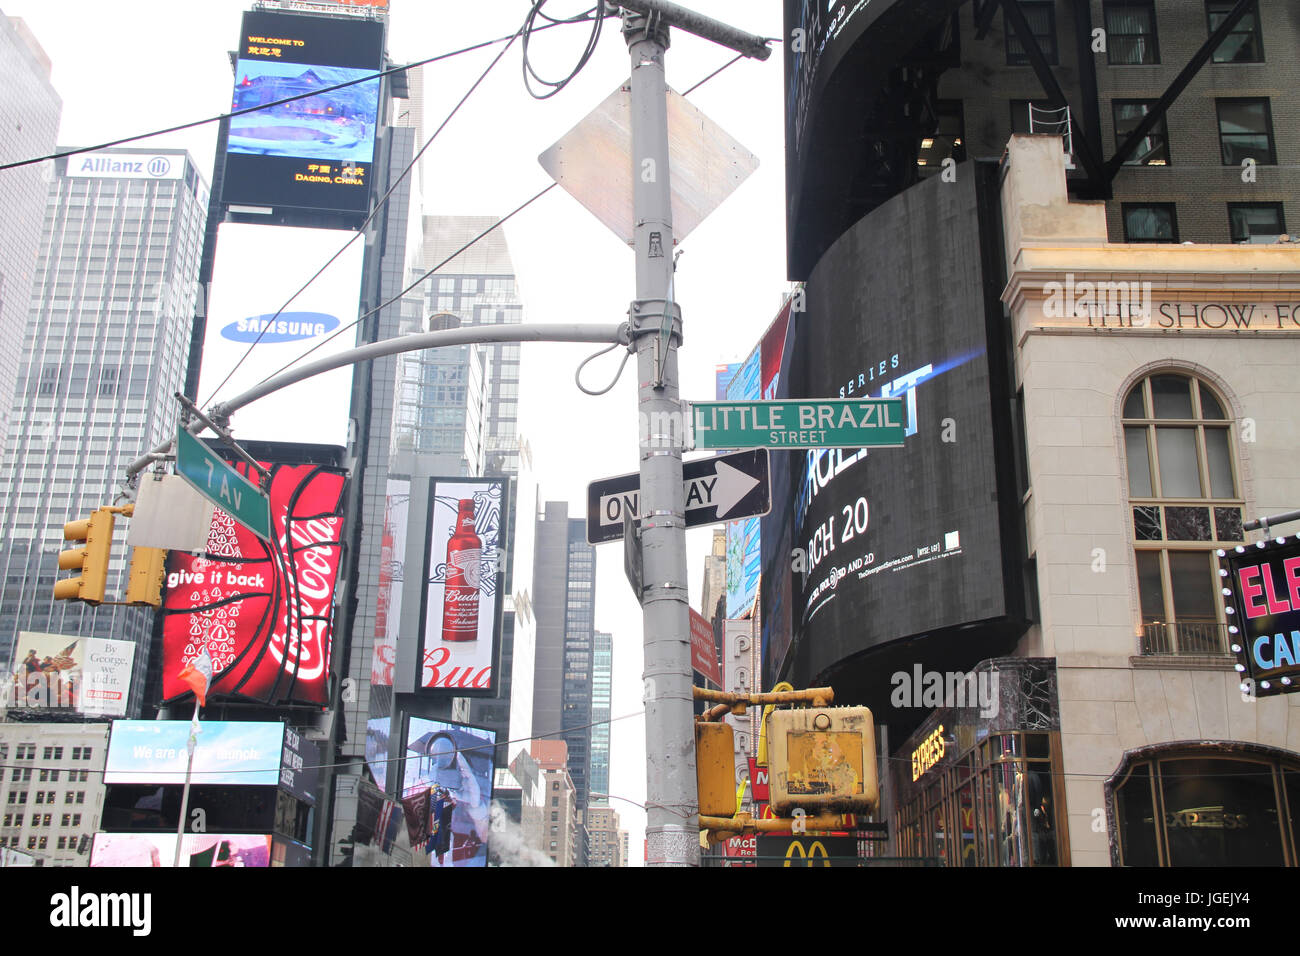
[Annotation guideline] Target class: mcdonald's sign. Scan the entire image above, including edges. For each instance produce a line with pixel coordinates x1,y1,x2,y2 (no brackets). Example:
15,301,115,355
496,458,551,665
756,836,860,867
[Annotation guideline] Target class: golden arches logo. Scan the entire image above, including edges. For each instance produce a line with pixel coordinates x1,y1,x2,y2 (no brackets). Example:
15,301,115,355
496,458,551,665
783,840,831,867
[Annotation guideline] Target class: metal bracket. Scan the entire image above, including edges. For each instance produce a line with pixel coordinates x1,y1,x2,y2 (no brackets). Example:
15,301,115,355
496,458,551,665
628,298,682,390
174,392,271,488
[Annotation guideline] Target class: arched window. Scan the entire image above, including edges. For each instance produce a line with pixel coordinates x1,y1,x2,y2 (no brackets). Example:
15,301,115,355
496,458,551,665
1108,743,1300,866
1122,372,1244,655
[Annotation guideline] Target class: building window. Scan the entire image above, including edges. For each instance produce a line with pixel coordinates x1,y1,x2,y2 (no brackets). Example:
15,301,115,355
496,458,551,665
1216,98,1275,166
1006,2,1057,65
1228,203,1286,242
1123,373,1242,656
1112,101,1169,165
1206,1,1263,63
1105,2,1159,64
1122,204,1178,242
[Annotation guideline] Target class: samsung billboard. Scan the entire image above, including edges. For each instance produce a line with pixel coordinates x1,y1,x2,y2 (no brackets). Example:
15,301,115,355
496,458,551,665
775,164,1026,709
196,222,363,448
221,10,384,214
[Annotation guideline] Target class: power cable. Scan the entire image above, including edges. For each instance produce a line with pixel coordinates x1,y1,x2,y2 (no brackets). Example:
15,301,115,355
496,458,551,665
522,1,608,99
246,183,561,394
199,17,536,410
0,17,609,174
0,707,647,780
239,38,756,401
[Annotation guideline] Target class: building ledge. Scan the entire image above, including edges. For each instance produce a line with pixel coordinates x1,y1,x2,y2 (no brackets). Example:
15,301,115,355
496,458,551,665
1129,655,1235,671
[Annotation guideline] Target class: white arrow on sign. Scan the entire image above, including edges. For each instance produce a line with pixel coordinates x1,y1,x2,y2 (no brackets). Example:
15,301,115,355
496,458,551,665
711,459,761,519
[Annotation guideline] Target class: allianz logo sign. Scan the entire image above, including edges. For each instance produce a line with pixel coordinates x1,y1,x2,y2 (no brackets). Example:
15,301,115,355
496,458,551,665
75,155,173,177
221,312,339,344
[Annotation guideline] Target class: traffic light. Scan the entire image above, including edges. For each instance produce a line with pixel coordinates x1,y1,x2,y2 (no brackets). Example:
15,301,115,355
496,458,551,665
695,720,738,817
766,706,879,816
124,546,168,607
53,509,116,604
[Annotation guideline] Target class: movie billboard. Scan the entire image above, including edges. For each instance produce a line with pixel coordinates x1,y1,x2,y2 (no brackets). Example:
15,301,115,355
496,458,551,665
222,10,384,214
105,720,284,786
196,222,363,448
1223,535,1300,698
7,633,135,717
160,453,348,707
91,833,273,867
417,478,508,694
403,717,496,867
782,167,1022,687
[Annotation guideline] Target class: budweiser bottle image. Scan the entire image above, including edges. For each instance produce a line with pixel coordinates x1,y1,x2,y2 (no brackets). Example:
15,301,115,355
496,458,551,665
441,499,481,642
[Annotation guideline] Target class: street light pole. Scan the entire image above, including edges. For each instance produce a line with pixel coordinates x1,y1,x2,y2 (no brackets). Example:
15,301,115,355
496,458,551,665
624,9,695,868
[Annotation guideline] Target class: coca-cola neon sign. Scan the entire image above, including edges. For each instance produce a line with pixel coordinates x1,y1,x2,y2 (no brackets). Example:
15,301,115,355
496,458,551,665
161,459,347,706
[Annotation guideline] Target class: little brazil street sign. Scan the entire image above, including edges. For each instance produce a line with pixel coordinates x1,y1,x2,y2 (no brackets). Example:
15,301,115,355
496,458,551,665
689,398,906,450
587,449,770,545
175,427,272,542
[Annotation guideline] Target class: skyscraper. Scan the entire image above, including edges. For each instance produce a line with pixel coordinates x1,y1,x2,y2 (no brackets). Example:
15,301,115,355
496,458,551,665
531,502,596,814
421,216,525,476
0,147,208,715
0,16,61,449
589,630,612,806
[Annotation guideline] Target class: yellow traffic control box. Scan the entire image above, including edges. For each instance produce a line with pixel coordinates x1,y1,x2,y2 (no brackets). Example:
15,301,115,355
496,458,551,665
767,706,878,816
695,721,738,818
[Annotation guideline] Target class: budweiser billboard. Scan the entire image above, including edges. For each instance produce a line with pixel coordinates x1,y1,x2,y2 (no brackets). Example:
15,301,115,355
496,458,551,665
417,478,508,694
161,452,347,707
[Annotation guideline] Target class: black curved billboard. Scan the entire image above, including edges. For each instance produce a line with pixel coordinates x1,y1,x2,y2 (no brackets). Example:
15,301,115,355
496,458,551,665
784,0,967,279
776,162,1027,706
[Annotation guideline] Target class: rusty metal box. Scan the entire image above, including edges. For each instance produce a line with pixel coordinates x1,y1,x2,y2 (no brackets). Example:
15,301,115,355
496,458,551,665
695,720,737,817
767,706,878,816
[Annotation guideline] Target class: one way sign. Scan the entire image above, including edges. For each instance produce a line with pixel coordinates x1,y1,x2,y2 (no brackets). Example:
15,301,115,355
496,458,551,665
586,449,770,545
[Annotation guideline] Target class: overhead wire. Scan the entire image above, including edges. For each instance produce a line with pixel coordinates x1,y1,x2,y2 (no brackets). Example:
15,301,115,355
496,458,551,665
0,21,589,174
522,1,609,99
241,45,754,402
201,4,620,410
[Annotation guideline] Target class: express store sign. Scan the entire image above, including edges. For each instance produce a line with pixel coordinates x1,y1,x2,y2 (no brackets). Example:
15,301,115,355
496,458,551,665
161,459,347,707
1222,536,1300,697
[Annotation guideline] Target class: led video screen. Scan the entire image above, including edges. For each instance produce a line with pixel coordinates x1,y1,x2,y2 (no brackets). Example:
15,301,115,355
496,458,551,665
403,717,496,868
221,11,384,214
104,721,283,787
417,478,509,695
781,167,1023,685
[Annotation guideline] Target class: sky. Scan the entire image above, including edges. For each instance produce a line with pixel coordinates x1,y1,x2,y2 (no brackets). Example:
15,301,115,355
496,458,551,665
1,0,791,863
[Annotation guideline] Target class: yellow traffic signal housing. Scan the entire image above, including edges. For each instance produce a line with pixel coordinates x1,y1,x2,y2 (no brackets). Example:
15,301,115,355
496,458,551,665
695,720,738,818
53,509,116,604
124,546,168,607
767,706,878,816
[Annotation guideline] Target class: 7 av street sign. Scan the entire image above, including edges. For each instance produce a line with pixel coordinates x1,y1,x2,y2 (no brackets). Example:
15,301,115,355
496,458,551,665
587,449,770,545
689,398,905,450
175,427,272,542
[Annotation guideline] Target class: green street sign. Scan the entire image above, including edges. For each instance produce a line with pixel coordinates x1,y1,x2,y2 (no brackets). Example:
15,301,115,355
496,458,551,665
690,398,906,450
175,427,272,542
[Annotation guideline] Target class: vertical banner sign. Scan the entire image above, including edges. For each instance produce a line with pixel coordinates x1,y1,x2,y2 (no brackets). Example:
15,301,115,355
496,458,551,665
160,459,348,706
689,608,722,685
370,478,410,687
418,478,508,693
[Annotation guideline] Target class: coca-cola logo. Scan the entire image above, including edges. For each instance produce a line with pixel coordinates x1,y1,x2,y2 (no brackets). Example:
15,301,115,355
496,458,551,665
161,461,347,706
